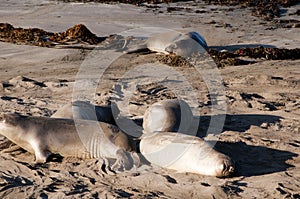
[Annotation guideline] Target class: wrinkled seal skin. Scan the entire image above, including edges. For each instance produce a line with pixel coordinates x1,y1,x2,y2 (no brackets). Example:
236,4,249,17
0,113,139,171
143,99,194,134
140,132,235,177
51,100,119,125
126,31,208,56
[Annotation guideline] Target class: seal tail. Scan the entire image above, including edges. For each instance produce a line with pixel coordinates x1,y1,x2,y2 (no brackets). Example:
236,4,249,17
2,113,24,126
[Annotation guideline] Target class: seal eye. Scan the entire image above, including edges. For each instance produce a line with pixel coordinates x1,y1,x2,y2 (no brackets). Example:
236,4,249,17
222,163,227,171
223,163,235,176
222,162,232,176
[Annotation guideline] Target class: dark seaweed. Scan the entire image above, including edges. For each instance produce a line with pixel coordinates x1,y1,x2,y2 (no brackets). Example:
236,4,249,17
0,23,106,47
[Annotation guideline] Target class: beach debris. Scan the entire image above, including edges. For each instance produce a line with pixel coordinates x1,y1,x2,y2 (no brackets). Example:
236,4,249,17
208,47,300,67
130,82,177,106
158,46,300,68
55,0,184,5
203,0,299,21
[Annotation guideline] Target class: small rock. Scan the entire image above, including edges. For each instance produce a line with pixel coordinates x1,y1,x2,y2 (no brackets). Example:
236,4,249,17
273,123,281,131
36,100,47,106
201,182,210,187
220,49,228,53
260,122,269,129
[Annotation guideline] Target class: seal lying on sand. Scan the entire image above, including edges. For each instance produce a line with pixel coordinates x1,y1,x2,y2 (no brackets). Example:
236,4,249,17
143,99,194,134
51,101,119,125
126,31,208,57
140,132,234,177
0,113,139,171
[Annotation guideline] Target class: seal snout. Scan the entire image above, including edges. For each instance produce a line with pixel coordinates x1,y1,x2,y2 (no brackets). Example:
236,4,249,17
217,158,235,178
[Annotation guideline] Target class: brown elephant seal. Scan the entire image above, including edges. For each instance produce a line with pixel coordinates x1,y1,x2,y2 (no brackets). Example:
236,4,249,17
51,101,119,125
0,113,139,171
126,31,208,57
143,99,194,134
140,132,234,177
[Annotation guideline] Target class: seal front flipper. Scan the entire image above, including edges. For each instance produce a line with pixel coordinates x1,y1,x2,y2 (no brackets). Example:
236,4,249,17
111,149,140,172
32,144,52,163
123,44,150,54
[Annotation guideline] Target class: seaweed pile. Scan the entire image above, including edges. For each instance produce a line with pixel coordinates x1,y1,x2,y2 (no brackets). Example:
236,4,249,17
203,0,299,21
130,82,177,105
158,46,300,68
55,0,187,5
209,46,300,67
273,19,300,28
0,23,106,47
51,24,105,44
156,54,193,68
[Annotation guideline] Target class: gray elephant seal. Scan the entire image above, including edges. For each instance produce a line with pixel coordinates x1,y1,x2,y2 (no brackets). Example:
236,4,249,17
0,113,139,171
51,101,119,125
140,132,234,177
126,31,208,57
143,99,194,134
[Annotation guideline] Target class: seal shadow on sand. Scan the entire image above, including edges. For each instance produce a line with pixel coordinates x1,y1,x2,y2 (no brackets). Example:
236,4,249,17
133,113,297,177
192,114,297,177
195,114,283,136
214,141,297,177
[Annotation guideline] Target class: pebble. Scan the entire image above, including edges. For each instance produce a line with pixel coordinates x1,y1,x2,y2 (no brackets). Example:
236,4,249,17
260,122,269,129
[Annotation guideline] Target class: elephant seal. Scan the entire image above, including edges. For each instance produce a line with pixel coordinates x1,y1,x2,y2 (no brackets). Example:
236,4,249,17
143,99,194,134
51,101,119,125
126,31,208,57
0,113,139,171
140,132,234,177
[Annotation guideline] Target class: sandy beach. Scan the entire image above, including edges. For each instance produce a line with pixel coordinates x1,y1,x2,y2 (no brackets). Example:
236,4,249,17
0,0,299,198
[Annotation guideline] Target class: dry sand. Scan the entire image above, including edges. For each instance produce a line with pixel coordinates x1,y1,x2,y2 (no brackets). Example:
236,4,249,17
0,0,299,198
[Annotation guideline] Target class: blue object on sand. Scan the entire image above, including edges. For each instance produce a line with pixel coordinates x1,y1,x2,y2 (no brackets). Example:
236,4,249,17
188,31,208,50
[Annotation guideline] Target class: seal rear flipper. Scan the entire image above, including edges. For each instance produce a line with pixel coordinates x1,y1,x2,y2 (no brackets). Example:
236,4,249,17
165,43,177,54
3,113,25,126
97,157,116,175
